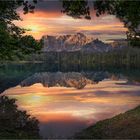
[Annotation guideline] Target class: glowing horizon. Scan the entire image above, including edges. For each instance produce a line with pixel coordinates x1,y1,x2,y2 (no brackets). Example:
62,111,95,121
14,1,127,41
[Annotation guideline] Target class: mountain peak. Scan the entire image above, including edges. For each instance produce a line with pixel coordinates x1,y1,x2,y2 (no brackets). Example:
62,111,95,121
42,33,93,52
76,32,86,36
41,33,117,52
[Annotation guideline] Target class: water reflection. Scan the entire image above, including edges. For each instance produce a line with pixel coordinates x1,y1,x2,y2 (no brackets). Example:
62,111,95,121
19,72,111,89
2,72,140,138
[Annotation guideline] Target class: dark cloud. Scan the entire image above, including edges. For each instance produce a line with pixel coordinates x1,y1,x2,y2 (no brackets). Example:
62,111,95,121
81,30,126,36
35,0,62,13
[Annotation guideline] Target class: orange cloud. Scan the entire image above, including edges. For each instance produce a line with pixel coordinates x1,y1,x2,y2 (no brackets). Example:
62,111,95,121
78,23,127,32
14,10,127,40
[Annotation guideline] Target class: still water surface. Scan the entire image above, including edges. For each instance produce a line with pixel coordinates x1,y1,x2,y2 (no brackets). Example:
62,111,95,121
0,64,140,138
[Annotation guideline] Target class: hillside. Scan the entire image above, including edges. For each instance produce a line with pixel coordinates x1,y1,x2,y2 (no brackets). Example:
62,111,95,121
74,105,140,139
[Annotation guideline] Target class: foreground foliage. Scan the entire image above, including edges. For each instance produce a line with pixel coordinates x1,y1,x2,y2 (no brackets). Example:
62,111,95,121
0,0,42,60
0,96,41,139
0,21,42,60
74,105,140,139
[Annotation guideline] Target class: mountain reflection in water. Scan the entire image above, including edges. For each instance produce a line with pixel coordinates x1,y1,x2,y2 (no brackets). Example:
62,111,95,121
2,72,140,138
20,72,109,89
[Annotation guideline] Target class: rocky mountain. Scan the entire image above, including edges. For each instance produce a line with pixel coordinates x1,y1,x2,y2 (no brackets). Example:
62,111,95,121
81,39,112,53
41,33,127,52
42,33,116,52
42,33,93,52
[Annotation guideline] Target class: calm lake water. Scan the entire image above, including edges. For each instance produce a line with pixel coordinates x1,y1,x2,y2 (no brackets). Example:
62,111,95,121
0,63,140,138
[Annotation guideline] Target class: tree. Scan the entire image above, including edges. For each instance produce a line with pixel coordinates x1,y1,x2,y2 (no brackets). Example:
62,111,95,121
62,0,140,47
93,0,140,47
0,96,41,139
62,0,91,19
0,0,37,37
0,1,42,60
0,21,18,60
20,35,42,54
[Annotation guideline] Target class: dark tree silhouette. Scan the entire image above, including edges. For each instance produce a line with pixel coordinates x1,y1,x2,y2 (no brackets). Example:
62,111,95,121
62,0,140,47
0,0,37,36
0,96,41,139
62,0,91,19
0,1,42,60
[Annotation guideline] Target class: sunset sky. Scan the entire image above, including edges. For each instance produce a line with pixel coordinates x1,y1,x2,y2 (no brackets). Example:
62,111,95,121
14,1,127,42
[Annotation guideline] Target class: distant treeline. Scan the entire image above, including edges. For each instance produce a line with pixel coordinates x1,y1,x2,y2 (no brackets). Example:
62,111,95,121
25,47,140,70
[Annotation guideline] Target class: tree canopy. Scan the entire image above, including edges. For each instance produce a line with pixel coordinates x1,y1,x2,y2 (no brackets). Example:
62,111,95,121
0,0,42,60
0,96,41,139
0,21,42,60
0,0,37,36
62,0,140,47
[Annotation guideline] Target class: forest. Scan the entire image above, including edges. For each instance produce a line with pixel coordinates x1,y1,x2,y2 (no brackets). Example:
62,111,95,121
24,47,140,70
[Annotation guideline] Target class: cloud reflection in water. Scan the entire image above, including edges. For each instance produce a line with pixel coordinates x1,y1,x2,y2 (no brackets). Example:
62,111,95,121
2,76,140,138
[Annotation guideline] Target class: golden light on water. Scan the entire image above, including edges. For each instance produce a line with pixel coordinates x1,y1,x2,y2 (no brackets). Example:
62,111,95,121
2,79,140,124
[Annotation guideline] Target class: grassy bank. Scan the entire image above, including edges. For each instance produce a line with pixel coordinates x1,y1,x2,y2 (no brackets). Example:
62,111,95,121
74,105,140,139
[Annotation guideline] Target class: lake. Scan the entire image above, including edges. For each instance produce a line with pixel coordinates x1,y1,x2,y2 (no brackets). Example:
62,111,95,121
0,63,140,138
